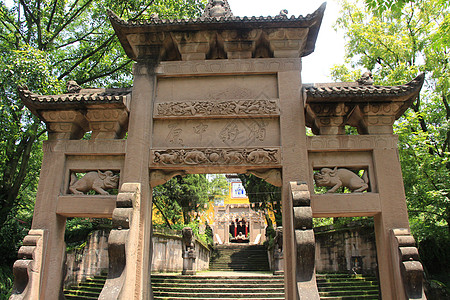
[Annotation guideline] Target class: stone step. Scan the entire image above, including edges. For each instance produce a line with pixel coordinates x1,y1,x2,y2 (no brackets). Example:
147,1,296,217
65,295,99,300
64,289,100,298
153,291,285,298
320,297,379,300
319,290,379,296
153,287,285,293
318,284,379,291
154,298,285,300
63,275,107,299
153,283,284,289
151,273,380,300
151,276,284,284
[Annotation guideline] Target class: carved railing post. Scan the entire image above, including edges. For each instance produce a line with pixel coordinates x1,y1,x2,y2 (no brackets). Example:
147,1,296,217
290,181,319,299
391,229,426,299
99,183,139,300
273,226,284,275
181,227,196,275
9,230,47,300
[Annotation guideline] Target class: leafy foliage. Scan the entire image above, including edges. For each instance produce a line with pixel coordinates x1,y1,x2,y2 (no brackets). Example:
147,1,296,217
333,0,450,287
153,174,213,225
0,0,206,292
238,174,282,228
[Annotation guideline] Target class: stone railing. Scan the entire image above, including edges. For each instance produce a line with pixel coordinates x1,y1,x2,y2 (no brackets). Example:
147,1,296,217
64,229,211,288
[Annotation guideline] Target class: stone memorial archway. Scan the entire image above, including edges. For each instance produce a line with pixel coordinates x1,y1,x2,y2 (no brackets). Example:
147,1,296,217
11,1,426,299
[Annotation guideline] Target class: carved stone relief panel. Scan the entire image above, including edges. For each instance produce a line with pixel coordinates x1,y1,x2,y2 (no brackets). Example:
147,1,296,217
308,151,376,194
155,75,278,102
152,119,280,148
151,147,281,167
68,170,120,195
64,155,124,195
314,167,369,193
154,99,279,118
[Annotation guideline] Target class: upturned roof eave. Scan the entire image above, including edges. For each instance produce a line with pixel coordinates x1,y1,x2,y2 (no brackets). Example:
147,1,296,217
17,86,131,120
107,2,326,60
304,73,425,104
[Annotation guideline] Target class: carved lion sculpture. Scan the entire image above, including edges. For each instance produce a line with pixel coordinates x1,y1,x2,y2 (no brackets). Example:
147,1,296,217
69,170,119,195
314,167,369,193
182,227,195,254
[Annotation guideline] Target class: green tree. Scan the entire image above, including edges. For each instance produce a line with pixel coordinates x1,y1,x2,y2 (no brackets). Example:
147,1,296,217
332,0,450,287
238,174,282,228
333,0,450,234
0,0,206,226
0,0,206,296
153,174,210,225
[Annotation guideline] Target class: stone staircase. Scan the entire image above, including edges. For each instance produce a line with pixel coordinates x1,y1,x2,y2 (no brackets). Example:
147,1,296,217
63,243,379,300
317,273,380,299
209,244,270,271
64,274,106,299
151,274,285,299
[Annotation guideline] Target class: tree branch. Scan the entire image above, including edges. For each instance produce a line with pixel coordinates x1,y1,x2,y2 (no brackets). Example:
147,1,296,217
46,0,59,32
153,197,173,229
57,34,115,80
43,0,94,49
78,59,132,85
55,25,103,49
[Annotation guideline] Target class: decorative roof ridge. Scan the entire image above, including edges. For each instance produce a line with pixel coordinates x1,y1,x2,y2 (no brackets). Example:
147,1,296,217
18,85,131,99
304,73,425,97
107,2,326,26
202,0,233,18
17,85,132,115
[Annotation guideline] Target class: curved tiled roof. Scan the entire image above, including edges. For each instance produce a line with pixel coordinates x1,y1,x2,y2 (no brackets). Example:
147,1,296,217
18,85,131,114
108,10,322,28
107,3,326,60
304,73,425,102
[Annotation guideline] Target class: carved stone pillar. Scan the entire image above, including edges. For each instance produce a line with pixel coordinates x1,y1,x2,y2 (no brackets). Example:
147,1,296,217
361,103,398,135
173,32,209,61
41,110,88,140
181,227,196,275
10,230,46,300
86,108,129,139
267,28,308,58
222,30,256,59
290,181,319,299
273,226,284,275
391,229,426,299
308,103,347,135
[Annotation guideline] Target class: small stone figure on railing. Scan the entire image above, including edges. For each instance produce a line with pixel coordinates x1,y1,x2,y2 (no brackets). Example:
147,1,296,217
182,227,196,275
273,226,284,275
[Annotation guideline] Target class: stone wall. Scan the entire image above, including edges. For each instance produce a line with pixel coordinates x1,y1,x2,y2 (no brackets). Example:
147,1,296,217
64,230,109,288
151,230,210,273
314,223,377,275
64,229,211,288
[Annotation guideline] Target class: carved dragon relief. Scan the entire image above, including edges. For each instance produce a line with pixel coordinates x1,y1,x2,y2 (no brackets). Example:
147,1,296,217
152,148,280,166
154,99,279,118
